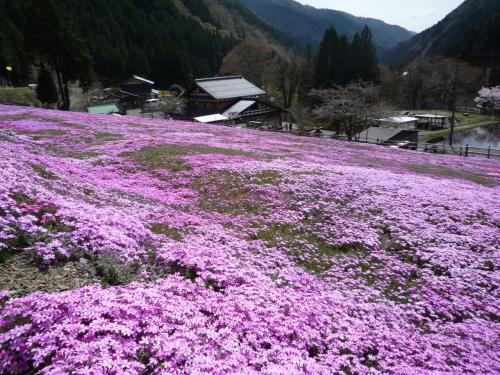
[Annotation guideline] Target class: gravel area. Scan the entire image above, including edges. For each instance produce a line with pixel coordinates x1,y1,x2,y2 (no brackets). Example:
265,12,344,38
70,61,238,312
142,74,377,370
0,253,101,297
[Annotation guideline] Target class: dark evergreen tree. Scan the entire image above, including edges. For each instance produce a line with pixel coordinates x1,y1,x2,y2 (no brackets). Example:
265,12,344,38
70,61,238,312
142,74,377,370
315,27,339,87
24,0,94,110
127,46,150,77
350,33,362,80
336,35,351,85
358,26,380,82
315,25,380,87
298,45,315,103
0,0,236,89
36,67,58,107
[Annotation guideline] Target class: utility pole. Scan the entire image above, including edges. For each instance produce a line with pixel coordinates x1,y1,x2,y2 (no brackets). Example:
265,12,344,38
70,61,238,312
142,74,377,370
449,58,460,146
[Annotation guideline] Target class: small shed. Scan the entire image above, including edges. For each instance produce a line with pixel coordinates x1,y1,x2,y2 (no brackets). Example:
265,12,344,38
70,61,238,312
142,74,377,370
357,127,418,144
375,116,419,129
414,114,448,129
358,127,402,142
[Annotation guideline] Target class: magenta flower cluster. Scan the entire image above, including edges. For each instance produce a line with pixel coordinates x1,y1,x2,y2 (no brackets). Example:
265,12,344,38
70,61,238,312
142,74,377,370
0,105,499,374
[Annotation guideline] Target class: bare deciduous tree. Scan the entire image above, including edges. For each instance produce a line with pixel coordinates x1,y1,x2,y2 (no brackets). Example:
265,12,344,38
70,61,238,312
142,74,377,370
158,97,186,119
219,37,285,88
310,82,378,140
380,58,486,110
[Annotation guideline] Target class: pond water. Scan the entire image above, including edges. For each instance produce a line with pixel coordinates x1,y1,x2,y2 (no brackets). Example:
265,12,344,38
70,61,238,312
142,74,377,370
436,124,500,149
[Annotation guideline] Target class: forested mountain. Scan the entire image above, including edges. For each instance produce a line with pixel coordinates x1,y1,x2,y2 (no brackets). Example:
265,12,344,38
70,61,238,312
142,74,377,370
239,0,415,54
0,0,297,87
383,0,500,84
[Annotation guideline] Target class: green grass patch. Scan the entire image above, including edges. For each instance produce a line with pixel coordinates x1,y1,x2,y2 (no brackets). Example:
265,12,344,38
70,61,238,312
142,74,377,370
30,163,58,180
121,144,254,173
34,129,66,136
408,164,495,187
299,236,365,274
0,134,17,143
253,170,282,185
9,192,37,205
72,151,100,160
425,111,493,125
249,223,365,274
44,145,100,160
150,223,184,241
83,132,123,145
0,249,14,264
193,171,265,215
95,132,122,141
0,87,40,107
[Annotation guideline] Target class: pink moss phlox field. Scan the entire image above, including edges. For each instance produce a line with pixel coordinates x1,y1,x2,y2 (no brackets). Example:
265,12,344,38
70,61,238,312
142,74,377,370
0,105,499,374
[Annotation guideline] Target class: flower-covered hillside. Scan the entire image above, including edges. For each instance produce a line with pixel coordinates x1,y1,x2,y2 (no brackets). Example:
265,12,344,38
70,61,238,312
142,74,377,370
0,105,499,374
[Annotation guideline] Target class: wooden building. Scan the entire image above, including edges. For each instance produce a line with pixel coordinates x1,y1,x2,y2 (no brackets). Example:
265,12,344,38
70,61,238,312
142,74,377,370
179,75,286,125
95,75,158,113
121,75,156,98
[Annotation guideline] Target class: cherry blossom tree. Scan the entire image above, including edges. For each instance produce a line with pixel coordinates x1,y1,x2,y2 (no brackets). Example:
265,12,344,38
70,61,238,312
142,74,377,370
474,86,500,116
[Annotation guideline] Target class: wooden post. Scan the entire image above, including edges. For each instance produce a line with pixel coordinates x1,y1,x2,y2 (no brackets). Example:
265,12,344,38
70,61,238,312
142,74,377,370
488,146,491,159
424,143,428,152
465,144,469,157
449,58,460,145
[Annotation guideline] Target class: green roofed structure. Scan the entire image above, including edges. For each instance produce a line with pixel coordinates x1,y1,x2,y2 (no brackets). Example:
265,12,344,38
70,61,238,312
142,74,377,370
87,104,120,115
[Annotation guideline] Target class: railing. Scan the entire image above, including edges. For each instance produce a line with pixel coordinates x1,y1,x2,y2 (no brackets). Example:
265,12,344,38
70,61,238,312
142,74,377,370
350,136,500,160
285,131,500,160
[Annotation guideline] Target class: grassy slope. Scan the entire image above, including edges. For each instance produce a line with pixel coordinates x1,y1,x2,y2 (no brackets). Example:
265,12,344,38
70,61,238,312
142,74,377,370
0,87,40,107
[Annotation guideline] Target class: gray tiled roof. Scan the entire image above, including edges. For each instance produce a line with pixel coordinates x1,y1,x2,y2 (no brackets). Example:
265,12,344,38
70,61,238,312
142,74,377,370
222,100,256,117
196,76,265,100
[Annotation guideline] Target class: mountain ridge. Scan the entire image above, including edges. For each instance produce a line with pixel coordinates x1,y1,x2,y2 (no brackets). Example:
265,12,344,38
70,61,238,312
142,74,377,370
239,0,415,54
382,0,500,84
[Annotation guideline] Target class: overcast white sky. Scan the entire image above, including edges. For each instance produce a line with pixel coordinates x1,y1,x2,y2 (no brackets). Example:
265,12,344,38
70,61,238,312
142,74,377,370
294,0,465,32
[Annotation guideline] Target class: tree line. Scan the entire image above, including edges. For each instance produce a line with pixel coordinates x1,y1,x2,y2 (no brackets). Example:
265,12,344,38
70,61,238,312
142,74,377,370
0,0,236,108
314,26,380,87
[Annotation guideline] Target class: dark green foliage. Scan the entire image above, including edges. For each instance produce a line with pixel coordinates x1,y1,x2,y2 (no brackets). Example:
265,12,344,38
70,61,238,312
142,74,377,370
0,0,236,88
95,256,136,286
65,0,235,86
315,26,379,87
36,67,58,106
0,249,14,264
183,0,216,25
357,26,380,83
24,0,94,109
0,1,32,84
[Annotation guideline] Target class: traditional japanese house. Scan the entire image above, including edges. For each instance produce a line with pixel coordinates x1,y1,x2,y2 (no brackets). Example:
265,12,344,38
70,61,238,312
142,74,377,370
94,75,158,113
178,75,286,125
121,75,156,99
